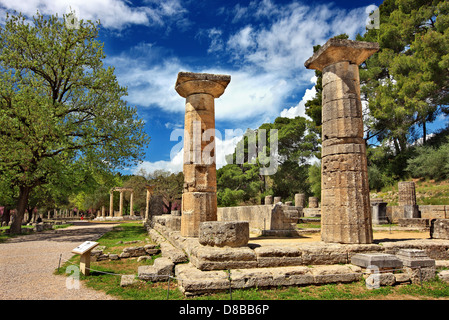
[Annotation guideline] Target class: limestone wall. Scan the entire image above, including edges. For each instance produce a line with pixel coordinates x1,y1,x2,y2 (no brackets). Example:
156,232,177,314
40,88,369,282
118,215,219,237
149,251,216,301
387,205,449,223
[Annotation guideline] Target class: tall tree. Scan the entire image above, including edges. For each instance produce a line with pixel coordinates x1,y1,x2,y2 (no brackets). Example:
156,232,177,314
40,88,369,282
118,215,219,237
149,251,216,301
0,12,149,233
359,0,449,150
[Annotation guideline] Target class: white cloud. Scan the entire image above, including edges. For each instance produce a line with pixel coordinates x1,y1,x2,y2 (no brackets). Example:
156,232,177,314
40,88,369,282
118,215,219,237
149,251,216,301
221,2,374,78
0,0,187,29
131,132,243,175
280,76,317,119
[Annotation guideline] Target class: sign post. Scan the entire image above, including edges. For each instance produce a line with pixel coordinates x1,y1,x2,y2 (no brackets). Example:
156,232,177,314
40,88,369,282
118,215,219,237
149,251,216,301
71,241,99,276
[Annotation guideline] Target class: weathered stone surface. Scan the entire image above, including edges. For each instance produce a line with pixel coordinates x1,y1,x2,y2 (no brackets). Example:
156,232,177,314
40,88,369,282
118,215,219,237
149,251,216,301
175,263,229,295
160,242,188,263
138,257,174,282
403,205,420,219
190,245,258,271
398,181,417,206
438,270,449,283
120,275,138,287
351,253,403,269
295,193,305,207
398,218,429,230
199,221,249,247
175,72,231,98
430,219,449,239
181,192,217,237
254,245,303,267
109,254,119,260
309,265,362,284
371,202,389,225
217,204,299,234
404,266,436,284
119,246,147,258
264,195,273,205
175,263,362,296
365,272,396,289
396,249,435,268
308,197,318,208
304,38,379,71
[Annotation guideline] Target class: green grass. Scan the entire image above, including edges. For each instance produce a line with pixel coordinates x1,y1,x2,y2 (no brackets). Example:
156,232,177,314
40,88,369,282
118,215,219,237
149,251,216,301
55,222,449,300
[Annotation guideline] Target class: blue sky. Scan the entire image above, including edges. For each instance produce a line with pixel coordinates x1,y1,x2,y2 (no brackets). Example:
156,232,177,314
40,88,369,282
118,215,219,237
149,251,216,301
1,0,403,174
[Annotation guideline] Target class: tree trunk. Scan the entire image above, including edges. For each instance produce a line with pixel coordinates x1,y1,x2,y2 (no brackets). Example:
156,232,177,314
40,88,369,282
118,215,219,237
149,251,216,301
422,120,427,145
10,186,31,234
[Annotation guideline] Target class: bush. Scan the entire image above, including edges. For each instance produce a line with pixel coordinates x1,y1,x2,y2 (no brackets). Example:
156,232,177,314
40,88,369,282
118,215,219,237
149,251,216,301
368,164,395,191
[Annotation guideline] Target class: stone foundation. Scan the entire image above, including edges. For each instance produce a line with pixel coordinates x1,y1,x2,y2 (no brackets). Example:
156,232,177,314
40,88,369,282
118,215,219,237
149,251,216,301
144,217,449,295
217,204,301,235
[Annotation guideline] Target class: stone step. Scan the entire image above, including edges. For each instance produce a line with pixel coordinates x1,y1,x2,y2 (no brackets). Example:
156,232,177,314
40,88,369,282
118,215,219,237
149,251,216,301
175,263,362,296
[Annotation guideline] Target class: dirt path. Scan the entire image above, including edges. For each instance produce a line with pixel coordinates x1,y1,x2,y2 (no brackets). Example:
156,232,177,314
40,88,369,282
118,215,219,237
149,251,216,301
0,221,119,300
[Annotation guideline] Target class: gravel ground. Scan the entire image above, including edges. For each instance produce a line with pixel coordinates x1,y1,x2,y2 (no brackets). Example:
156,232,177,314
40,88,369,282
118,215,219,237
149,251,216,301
0,221,119,300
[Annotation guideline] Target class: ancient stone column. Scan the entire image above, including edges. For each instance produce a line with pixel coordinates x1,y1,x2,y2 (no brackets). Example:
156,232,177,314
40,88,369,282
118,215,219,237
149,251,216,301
295,193,305,207
273,196,282,204
130,191,134,216
305,38,379,244
175,72,231,237
145,187,152,221
109,191,114,217
398,181,417,206
308,197,319,208
101,206,105,218
119,190,123,217
265,195,273,205
398,181,419,218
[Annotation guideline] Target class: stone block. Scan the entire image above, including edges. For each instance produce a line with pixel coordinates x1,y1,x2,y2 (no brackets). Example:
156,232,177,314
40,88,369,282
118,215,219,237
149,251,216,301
430,219,449,239
322,116,363,139
199,221,249,247
350,253,403,270
181,191,217,237
160,242,188,263
438,270,449,283
371,202,389,225
404,266,436,284
120,275,138,287
138,257,174,282
190,245,258,271
398,218,429,230
365,272,396,289
403,205,420,219
396,249,435,268
310,265,362,284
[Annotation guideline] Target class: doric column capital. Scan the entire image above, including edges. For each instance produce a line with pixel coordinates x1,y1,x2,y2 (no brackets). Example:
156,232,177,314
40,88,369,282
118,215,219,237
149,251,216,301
175,72,231,98
304,38,379,71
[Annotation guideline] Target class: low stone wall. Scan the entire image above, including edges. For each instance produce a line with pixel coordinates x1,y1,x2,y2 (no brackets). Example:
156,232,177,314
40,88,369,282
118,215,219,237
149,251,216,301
217,204,301,234
387,205,449,223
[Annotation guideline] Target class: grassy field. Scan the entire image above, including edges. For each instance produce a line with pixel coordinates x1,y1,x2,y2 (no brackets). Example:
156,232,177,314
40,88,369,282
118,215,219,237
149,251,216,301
55,222,449,300
371,179,449,206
